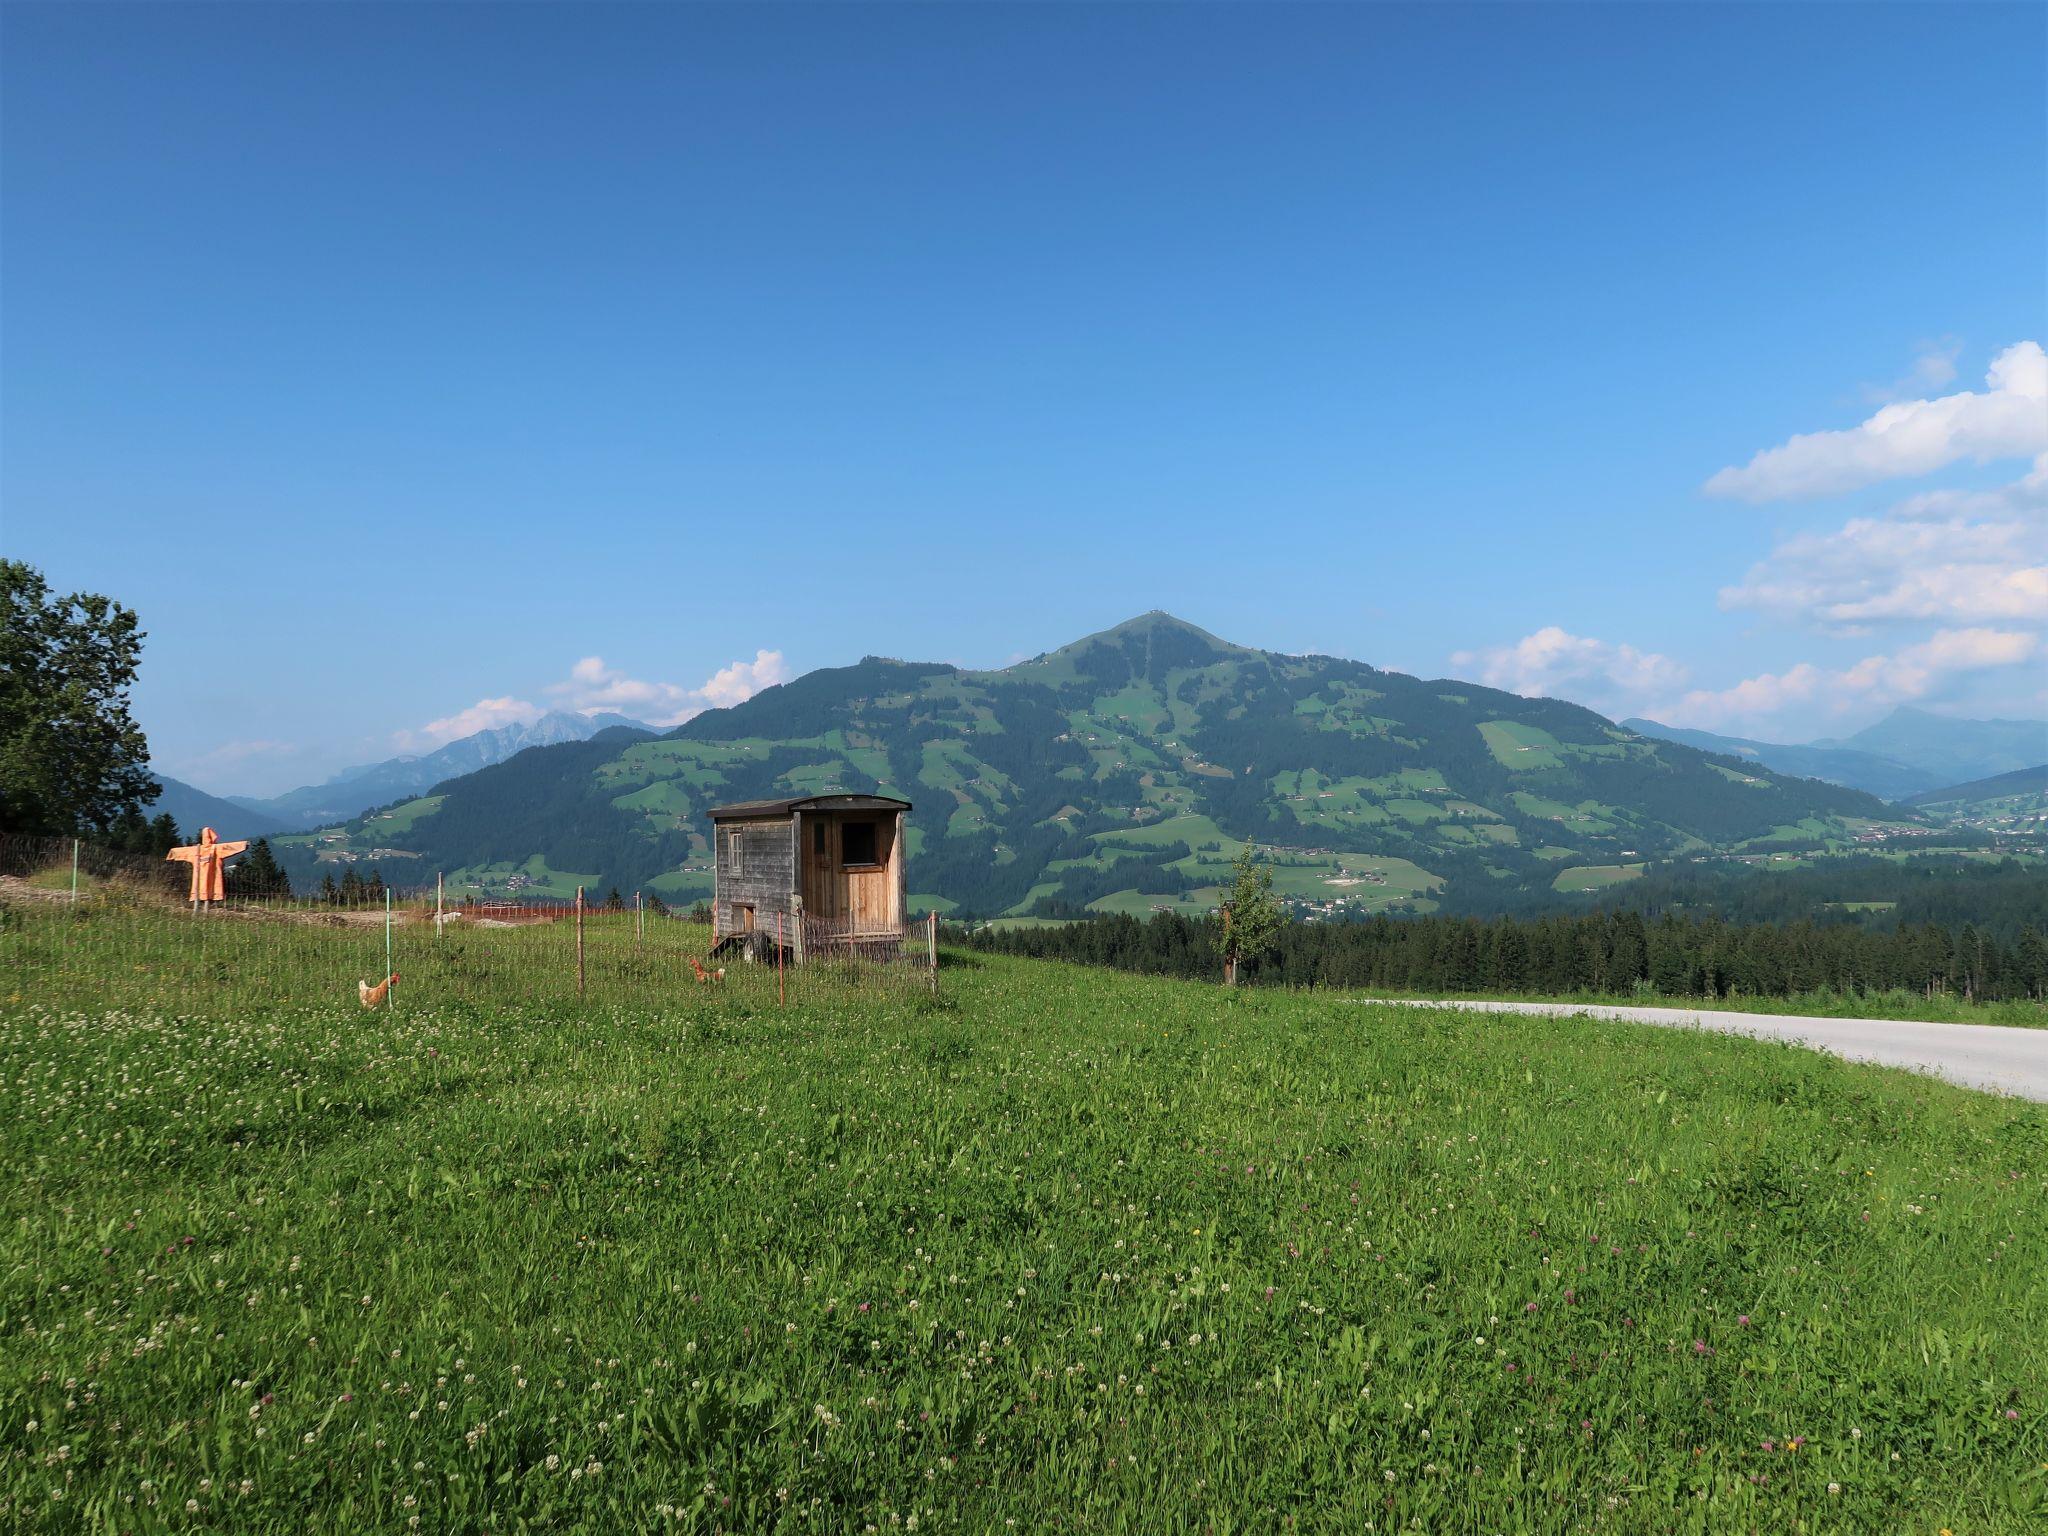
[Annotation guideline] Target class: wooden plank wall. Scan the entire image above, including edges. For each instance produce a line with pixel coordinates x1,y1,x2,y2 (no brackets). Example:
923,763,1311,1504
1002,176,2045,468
798,811,904,934
713,815,797,939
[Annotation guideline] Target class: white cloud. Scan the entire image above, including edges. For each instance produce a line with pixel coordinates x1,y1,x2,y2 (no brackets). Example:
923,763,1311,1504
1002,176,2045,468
1452,626,1689,711
1667,627,2040,730
1706,340,2048,501
1719,461,2048,629
392,696,544,753
1860,337,1960,403
548,649,789,727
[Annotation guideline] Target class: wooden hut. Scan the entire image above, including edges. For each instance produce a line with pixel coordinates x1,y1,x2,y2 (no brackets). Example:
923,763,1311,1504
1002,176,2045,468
706,794,911,959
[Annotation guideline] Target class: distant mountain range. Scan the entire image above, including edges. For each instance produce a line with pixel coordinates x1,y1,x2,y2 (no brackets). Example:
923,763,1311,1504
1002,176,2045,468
265,613,1916,917
1623,708,2048,801
1812,707,2046,788
146,774,290,840
224,710,651,830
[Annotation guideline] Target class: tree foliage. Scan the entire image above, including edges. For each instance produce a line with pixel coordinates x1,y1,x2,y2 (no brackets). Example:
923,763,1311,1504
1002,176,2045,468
966,908,2048,1004
1215,844,1280,983
0,561,156,835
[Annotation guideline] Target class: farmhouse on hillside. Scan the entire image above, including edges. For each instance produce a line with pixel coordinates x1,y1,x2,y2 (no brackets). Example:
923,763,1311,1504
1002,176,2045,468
707,794,911,960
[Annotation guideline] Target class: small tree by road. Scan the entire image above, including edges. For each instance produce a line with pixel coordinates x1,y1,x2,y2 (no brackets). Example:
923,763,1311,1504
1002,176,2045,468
1216,843,1280,986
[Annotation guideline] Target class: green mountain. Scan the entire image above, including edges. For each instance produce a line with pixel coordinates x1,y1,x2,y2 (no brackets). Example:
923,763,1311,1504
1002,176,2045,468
272,613,1916,916
1900,765,2048,835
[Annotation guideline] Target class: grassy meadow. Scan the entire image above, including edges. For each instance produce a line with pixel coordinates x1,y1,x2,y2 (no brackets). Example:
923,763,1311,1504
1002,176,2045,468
0,898,2043,1533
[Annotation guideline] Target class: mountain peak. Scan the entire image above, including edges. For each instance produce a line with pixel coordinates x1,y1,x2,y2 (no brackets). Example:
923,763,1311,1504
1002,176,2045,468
1028,612,1249,665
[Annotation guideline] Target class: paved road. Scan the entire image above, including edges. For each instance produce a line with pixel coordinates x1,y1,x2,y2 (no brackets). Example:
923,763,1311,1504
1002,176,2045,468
1370,999,2048,1102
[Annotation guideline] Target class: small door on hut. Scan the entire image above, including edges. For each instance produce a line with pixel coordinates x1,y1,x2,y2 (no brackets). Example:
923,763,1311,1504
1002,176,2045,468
843,815,896,931
799,814,834,921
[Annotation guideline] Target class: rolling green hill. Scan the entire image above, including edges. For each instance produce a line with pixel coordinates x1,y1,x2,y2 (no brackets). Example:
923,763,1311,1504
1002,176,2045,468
1905,764,2048,812
274,613,1918,915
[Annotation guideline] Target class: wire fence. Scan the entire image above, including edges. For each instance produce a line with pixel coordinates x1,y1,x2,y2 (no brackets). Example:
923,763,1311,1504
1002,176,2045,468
0,834,940,1014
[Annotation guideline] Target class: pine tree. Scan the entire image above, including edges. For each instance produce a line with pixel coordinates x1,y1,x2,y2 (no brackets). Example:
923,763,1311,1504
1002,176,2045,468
318,871,339,905
232,837,292,900
144,812,183,857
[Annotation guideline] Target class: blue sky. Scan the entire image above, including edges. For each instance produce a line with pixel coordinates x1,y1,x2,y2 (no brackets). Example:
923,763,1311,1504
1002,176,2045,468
4,2,2042,795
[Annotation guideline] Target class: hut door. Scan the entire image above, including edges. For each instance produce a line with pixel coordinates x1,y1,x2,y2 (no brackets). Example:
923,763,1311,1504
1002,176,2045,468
801,816,838,921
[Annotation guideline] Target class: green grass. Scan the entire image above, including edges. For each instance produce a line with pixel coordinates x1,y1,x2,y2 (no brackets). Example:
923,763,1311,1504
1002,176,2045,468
1478,720,1565,770
1551,864,1646,893
1,900,2043,1532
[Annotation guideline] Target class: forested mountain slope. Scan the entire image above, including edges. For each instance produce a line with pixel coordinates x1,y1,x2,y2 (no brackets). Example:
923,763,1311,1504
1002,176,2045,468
271,614,1913,915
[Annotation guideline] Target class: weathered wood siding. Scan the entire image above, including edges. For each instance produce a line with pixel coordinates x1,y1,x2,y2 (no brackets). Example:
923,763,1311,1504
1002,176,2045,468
713,815,798,941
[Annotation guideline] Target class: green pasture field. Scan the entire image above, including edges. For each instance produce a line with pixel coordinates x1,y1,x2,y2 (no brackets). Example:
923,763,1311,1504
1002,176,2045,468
1477,721,1565,770
0,896,2043,1533
1551,864,1645,894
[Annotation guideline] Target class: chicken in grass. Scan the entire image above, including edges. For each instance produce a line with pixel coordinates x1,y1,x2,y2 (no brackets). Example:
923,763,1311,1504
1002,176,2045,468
689,957,725,984
359,972,399,1008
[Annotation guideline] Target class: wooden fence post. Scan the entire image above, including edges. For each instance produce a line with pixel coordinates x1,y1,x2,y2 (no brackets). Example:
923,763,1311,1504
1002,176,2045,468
777,911,786,1007
575,885,586,1000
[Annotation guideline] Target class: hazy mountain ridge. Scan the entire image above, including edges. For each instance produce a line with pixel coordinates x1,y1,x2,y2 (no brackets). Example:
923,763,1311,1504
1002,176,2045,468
268,614,1910,915
144,774,290,841
1814,707,2047,787
1625,710,2048,802
229,710,651,830
1620,719,1942,800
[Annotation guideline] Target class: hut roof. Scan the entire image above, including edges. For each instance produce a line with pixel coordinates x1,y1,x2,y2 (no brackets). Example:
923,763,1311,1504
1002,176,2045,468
706,793,911,820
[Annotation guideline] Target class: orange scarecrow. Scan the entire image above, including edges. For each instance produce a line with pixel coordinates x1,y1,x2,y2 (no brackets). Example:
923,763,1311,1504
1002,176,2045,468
166,826,249,904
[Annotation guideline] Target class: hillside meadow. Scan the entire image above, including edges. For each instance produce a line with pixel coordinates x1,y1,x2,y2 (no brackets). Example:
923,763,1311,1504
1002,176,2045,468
0,902,2043,1532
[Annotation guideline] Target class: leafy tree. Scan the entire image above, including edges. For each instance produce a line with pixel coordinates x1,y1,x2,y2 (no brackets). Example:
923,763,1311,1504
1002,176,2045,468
1215,843,1280,985
0,561,155,834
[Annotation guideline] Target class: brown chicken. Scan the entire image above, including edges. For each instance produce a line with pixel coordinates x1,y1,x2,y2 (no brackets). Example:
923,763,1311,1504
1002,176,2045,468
689,957,726,985
358,972,399,1008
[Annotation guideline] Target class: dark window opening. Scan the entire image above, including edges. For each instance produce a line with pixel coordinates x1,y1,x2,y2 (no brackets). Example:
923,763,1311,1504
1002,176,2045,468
840,820,879,867
813,821,826,855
